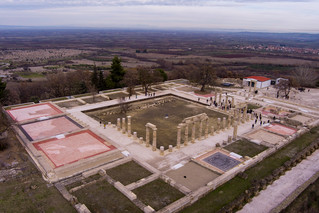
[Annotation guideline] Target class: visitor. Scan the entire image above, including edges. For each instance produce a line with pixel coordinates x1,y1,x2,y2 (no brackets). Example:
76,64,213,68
136,94,138,99
268,120,270,123
252,124,254,129
260,120,262,126
198,98,200,102
99,121,102,126
104,123,106,129
255,119,257,124
153,92,155,96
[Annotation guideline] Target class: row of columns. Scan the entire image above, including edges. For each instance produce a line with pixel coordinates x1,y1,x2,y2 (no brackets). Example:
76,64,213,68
117,116,132,137
214,93,235,108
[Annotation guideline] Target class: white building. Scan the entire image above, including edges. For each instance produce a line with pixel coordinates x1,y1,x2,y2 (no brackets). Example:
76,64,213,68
243,76,271,89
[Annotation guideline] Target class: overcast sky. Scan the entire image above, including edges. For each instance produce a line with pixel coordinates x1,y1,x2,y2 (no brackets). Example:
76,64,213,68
0,0,318,33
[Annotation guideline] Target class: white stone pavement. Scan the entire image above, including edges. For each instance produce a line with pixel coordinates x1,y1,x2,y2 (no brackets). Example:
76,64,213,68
239,150,319,213
66,89,258,171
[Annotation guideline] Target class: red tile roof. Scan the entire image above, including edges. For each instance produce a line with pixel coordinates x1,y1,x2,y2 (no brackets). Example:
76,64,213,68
244,76,271,82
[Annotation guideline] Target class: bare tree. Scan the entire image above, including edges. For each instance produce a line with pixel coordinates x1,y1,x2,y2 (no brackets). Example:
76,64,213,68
137,66,162,95
122,69,139,96
118,98,131,114
274,78,291,99
293,65,319,87
189,63,217,92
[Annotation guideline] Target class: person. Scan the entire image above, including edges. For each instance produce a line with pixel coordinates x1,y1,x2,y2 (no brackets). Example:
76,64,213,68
260,120,262,126
252,124,254,129
99,121,102,126
268,120,270,123
198,98,200,102
136,94,138,98
255,119,257,124
104,123,106,129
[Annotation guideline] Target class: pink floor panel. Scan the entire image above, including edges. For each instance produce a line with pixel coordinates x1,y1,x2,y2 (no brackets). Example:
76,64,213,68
33,130,115,168
21,116,82,141
7,103,63,122
264,123,297,136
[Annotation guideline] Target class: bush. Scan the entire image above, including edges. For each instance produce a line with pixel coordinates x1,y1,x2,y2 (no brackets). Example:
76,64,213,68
0,139,8,151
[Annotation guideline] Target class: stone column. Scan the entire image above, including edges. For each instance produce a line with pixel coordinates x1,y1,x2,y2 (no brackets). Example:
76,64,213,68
152,128,157,151
228,135,232,143
177,125,182,148
225,96,228,112
205,119,209,139
251,113,254,120
184,124,189,146
242,106,247,123
217,118,221,133
169,145,173,152
145,126,150,147
249,81,252,92
191,122,196,143
227,116,231,129
139,137,143,144
211,126,215,136
122,118,126,134
218,93,222,106
117,118,121,131
222,117,226,130
127,116,131,137
160,146,164,155
231,96,235,108
233,121,238,140
199,120,203,140
254,80,257,91
214,92,217,102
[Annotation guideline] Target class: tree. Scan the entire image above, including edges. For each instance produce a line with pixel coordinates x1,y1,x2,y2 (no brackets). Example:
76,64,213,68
0,78,7,105
138,66,152,95
274,77,297,99
110,56,125,88
293,65,319,87
98,70,106,91
156,69,168,81
91,65,98,89
190,64,217,92
122,69,139,96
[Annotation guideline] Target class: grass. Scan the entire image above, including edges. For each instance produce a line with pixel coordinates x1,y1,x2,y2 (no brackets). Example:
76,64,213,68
182,126,319,213
106,161,152,185
133,179,185,211
82,96,108,104
283,176,319,213
18,72,45,78
0,162,75,213
248,103,261,110
72,180,142,213
224,139,267,157
106,92,128,100
86,96,227,149
40,97,68,102
56,100,84,108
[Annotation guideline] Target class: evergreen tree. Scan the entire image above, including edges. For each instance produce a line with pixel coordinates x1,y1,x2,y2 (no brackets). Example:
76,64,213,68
110,56,125,88
91,65,98,89
0,78,7,104
98,70,106,91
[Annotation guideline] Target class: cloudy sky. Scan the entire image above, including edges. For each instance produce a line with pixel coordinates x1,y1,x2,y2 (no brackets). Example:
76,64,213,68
0,0,318,33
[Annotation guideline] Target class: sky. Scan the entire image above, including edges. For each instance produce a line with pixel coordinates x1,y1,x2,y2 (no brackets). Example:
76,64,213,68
0,0,318,33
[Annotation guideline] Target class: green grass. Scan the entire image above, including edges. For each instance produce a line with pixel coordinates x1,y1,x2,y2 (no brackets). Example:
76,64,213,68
106,161,152,185
0,161,75,213
72,180,142,213
224,139,267,157
248,103,261,110
18,72,45,78
283,176,319,213
182,126,319,213
133,179,184,211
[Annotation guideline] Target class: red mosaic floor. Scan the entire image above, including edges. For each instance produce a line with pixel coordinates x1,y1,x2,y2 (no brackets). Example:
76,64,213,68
21,116,82,141
264,123,297,136
33,130,115,168
7,103,63,122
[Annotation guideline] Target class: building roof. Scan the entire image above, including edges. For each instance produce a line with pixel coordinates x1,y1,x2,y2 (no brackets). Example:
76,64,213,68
244,76,271,82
